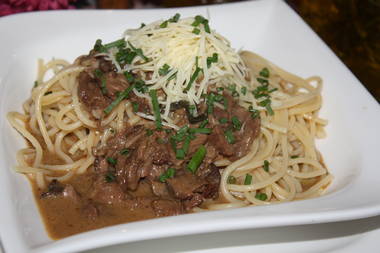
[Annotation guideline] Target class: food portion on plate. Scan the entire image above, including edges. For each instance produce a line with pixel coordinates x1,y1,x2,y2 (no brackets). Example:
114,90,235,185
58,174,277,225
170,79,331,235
7,14,332,239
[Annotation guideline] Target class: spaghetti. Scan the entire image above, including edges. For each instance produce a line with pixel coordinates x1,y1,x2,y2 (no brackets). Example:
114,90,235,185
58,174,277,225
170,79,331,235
7,14,331,236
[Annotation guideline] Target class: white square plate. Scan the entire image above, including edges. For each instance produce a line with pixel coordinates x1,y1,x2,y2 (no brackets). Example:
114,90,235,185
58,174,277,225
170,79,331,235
1,0,380,252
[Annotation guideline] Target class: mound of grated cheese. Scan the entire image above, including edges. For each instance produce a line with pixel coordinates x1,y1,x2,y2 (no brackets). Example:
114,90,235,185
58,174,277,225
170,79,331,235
121,16,250,122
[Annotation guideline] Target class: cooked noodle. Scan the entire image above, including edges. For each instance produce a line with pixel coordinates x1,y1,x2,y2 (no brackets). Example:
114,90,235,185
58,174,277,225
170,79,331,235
7,15,331,213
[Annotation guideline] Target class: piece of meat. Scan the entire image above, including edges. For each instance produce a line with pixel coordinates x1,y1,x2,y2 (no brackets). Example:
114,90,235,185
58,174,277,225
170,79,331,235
202,164,221,199
90,176,125,204
41,180,81,203
77,71,109,113
116,157,141,191
187,133,208,155
104,72,129,99
208,124,234,156
151,199,183,217
166,170,207,200
82,203,99,220
150,181,171,198
93,157,108,173
183,193,203,211
231,107,261,160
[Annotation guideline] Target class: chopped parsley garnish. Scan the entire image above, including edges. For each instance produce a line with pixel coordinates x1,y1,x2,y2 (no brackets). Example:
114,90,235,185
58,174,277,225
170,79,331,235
192,28,201,35
219,118,228,124
106,157,117,166
252,81,277,116
116,48,137,65
44,91,52,96
176,148,186,160
199,119,209,128
258,98,274,116
104,84,135,114
134,79,148,93
244,174,252,185
227,175,237,184
227,84,239,97
93,38,126,53
217,87,224,93
159,167,176,183
231,116,242,130
140,23,146,28
255,193,268,201
241,87,247,95
224,129,235,144
149,89,163,129
132,102,139,112
191,15,211,33
256,77,269,85
263,160,270,172
206,53,218,68
169,13,181,23
187,145,207,173
105,172,116,183
188,128,212,134
120,149,130,155
34,81,38,87
159,64,171,76
127,41,149,62
160,20,168,28
184,56,203,92
94,69,107,95
160,13,181,28
290,155,299,159
146,129,154,136
248,106,260,119
259,67,270,78
124,71,135,83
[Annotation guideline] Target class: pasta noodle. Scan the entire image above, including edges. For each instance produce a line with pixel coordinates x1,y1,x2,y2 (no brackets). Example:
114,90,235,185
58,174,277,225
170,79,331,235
7,14,331,219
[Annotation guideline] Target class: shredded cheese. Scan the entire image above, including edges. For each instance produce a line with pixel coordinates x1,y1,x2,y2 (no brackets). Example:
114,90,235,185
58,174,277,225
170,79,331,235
124,16,250,120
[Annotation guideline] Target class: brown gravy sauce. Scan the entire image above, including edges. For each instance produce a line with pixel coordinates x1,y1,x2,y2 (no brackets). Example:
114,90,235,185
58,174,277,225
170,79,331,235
30,173,161,239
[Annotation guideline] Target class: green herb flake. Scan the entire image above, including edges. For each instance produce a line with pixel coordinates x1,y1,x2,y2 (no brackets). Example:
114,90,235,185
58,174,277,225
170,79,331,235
255,192,268,201
106,157,117,166
241,87,247,95
120,149,129,155
231,116,242,130
176,148,186,160
34,81,38,87
227,175,237,184
160,20,168,28
128,41,149,62
159,64,171,76
44,91,52,96
199,119,209,128
219,118,228,124
187,145,207,173
149,89,163,129
259,67,270,78
159,167,176,183
184,56,203,92
206,53,218,68
132,102,139,112
192,27,201,35
263,160,270,172
244,174,252,185
146,129,154,136
104,84,135,114
290,155,299,159
105,172,116,183
169,13,181,23
224,129,235,144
